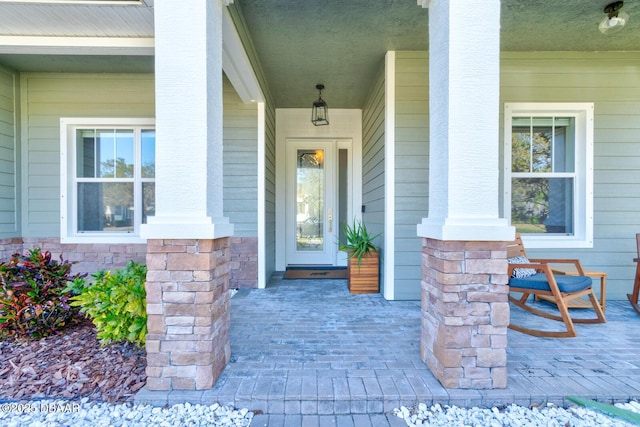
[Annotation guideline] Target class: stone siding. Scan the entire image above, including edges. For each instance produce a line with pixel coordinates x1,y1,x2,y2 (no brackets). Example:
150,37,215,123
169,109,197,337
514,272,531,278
229,237,258,289
0,237,146,276
145,238,231,391
421,238,509,389
0,237,255,288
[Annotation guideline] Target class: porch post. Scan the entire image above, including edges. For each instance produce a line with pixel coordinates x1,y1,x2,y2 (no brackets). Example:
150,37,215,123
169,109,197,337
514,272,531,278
141,0,235,391
417,0,514,389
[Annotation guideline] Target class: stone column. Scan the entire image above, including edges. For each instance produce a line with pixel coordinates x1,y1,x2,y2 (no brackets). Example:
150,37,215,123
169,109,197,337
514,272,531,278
145,238,230,391
421,239,509,389
141,0,235,391
417,0,514,389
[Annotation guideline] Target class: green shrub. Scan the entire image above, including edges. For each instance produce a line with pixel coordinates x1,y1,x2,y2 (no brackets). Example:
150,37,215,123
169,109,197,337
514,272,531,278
71,261,147,347
0,249,87,339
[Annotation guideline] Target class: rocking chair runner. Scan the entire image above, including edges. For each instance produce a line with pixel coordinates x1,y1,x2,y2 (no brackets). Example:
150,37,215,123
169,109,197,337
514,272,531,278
507,233,606,338
626,233,640,315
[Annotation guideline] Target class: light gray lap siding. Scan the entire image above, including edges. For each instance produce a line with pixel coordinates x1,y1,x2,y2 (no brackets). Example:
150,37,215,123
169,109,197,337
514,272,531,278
0,67,17,237
21,73,154,238
223,76,258,236
362,63,386,294
393,51,429,300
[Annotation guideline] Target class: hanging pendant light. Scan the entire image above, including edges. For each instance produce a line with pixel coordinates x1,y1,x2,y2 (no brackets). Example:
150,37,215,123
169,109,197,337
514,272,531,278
311,84,329,126
599,1,629,34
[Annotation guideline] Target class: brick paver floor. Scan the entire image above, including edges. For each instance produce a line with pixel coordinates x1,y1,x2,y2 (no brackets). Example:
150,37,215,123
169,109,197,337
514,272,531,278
136,273,640,426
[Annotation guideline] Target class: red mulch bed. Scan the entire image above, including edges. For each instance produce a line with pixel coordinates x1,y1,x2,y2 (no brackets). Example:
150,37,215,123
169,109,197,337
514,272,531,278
0,316,146,404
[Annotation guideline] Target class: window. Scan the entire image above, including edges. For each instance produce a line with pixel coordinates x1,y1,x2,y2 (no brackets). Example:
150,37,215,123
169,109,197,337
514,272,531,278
504,103,593,248
61,118,155,243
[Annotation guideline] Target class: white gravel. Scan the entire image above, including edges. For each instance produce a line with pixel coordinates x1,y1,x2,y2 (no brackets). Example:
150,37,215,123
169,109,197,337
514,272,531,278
0,399,253,427
2,398,640,426
393,401,640,427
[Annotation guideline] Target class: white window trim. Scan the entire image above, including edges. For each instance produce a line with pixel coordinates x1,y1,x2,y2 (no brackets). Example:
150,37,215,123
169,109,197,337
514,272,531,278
504,103,594,248
60,117,155,244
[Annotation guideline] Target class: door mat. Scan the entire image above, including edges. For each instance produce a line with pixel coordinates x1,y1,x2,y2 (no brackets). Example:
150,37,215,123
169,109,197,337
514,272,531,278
284,269,348,279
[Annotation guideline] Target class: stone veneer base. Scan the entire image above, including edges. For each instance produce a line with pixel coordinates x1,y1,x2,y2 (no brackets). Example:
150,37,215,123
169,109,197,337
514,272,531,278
229,237,258,289
420,238,509,389
0,237,258,289
0,237,147,275
145,238,231,391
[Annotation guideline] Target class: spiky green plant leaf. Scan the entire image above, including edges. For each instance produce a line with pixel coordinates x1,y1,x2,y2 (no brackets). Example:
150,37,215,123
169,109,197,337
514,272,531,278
338,219,381,266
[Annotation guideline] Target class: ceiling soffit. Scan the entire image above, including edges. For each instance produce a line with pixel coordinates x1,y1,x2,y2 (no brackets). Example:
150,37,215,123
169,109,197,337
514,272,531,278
1,1,640,108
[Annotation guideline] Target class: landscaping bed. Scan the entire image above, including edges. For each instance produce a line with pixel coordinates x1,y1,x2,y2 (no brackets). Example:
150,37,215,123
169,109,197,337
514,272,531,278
0,316,146,404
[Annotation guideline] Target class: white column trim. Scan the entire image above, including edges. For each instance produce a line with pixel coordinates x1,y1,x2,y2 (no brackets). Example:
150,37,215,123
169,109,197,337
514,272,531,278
384,51,396,301
416,0,514,242
141,0,233,240
257,102,267,288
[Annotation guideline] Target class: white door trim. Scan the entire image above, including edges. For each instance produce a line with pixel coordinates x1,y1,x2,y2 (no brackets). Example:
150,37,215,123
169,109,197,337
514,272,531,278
285,140,337,265
275,109,363,271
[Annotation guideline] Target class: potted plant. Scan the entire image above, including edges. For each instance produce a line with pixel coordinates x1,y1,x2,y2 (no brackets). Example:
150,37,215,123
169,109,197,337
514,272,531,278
339,220,380,294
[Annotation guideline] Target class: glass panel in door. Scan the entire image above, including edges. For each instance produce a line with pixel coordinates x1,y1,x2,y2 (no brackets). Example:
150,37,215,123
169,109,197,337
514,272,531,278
296,149,325,251
286,140,336,266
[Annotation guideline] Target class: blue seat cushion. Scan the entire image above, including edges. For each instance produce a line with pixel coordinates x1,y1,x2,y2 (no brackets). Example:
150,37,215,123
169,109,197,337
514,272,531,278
509,273,592,293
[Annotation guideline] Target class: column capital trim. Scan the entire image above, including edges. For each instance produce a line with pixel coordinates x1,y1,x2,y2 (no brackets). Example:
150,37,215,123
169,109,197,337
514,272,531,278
417,217,514,241
141,216,234,239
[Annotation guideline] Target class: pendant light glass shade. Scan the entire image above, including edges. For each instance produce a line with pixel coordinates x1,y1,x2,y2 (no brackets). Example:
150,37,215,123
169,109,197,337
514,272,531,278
599,1,629,34
311,84,329,126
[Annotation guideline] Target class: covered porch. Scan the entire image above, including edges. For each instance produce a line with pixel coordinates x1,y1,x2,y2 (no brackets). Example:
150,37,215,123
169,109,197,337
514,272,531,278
136,276,640,414
1,0,639,395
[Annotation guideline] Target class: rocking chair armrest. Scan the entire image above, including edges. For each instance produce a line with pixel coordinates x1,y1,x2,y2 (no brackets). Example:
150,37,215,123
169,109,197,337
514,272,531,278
527,258,586,275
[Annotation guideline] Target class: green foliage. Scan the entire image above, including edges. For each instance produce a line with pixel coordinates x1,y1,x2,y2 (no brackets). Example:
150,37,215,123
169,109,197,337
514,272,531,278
71,261,147,347
339,219,380,266
511,177,550,228
0,249,86,339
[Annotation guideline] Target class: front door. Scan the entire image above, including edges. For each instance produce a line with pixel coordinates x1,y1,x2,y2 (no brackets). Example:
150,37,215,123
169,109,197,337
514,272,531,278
286,140,337,265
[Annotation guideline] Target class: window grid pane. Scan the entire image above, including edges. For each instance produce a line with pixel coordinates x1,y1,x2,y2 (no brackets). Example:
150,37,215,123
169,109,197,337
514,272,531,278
77,129,94,178
78,182,134,232
511,177,574,235
73,126,155,235
97,129,116,178
142,182,155,224
141,130,156,178
115,130,134,178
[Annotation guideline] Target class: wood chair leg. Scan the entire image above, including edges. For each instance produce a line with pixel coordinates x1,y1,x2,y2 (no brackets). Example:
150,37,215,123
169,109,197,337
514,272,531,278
628,262,640,315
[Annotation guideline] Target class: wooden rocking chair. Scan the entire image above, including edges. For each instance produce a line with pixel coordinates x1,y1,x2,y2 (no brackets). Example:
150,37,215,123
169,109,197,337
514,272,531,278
507,233,606,338
626,233,640,315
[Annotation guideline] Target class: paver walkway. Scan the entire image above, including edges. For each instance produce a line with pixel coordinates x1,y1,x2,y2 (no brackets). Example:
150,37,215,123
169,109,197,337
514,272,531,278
136,273,640,426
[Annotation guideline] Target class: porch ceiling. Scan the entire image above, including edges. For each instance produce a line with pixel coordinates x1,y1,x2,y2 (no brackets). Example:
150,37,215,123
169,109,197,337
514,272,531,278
0,0,639,109
239,0,640,108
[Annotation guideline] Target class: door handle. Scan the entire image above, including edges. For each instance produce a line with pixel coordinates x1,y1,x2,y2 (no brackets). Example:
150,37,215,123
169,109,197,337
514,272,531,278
327,208,333,233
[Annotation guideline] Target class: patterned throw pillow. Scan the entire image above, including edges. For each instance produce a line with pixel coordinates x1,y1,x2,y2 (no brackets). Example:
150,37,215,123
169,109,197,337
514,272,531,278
507,255,537,278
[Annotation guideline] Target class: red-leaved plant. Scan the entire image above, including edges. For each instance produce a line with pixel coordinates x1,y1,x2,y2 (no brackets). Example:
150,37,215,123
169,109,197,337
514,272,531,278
0,249,86,339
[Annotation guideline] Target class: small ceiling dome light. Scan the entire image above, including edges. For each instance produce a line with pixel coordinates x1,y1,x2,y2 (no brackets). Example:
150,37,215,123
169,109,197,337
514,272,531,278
599,1,629,34
311,84,329,126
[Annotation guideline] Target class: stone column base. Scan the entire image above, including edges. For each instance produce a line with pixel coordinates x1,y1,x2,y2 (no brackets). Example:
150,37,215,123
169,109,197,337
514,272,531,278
420,238,509,389
145,238,231,391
